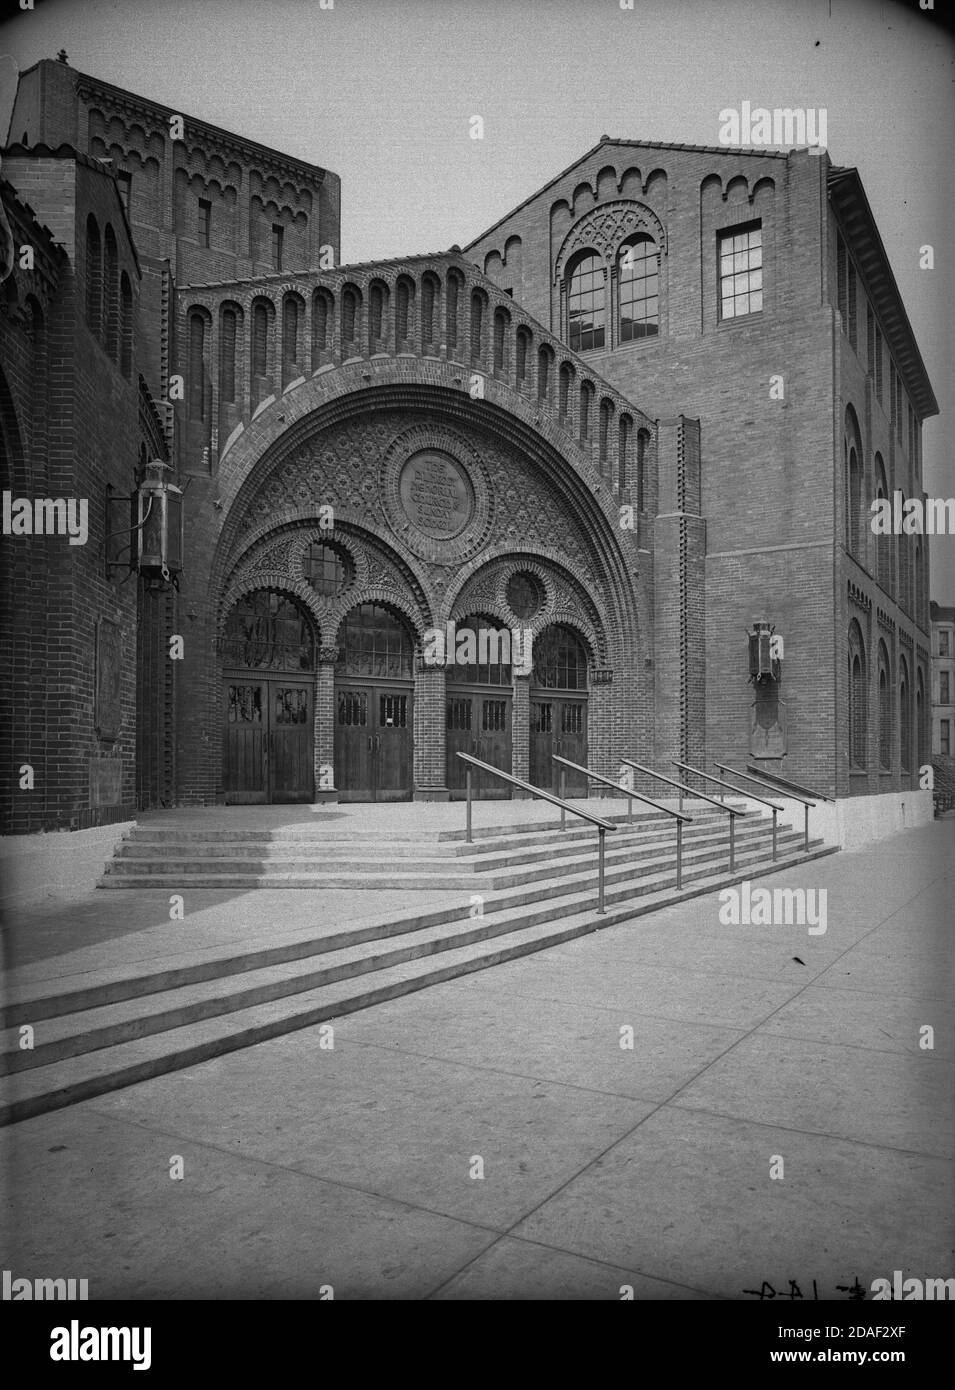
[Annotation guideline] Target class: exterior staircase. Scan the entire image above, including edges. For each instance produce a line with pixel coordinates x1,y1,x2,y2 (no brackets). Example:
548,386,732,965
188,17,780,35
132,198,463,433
1,802,838,1125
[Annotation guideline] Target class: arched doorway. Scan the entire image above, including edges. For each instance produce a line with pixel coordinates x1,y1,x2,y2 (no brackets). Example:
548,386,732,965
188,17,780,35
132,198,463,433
334,603,414,801
221,589,317,803
529,624,589,795
446,614,513,798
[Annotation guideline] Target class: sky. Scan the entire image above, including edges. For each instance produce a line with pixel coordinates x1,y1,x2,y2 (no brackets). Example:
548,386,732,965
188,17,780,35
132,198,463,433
1,0,953,599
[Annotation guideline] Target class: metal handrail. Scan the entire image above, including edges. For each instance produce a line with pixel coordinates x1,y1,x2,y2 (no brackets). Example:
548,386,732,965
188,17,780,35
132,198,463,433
745,765,836,804
715,762,815,806
456,752,616,914
672,758,783,863
672,760,784,811
554,755,693,888
719,764,817,852
622,758,743,871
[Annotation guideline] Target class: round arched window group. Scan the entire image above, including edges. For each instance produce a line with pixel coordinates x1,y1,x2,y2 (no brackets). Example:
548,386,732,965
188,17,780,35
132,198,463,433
567,236,660,353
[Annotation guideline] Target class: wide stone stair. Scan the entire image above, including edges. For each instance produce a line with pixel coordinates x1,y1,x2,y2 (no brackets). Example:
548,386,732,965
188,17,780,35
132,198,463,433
1,802,837,1125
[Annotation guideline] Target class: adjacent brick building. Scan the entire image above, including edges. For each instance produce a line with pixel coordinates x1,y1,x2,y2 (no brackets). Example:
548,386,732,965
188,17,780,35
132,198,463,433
0,60,938,847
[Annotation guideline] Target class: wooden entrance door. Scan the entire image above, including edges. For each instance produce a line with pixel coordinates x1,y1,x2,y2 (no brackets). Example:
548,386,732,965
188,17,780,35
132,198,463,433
223,675,314,804
335,683,413,802
529,694,588,795
446,691,512,798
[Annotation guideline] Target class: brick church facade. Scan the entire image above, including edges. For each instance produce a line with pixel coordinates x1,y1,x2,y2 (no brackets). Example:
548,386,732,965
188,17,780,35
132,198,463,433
0,59,936,838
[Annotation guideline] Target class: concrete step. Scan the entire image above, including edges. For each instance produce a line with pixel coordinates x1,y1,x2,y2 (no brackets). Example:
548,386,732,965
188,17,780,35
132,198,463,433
0,842,839,1125
98,829,813,891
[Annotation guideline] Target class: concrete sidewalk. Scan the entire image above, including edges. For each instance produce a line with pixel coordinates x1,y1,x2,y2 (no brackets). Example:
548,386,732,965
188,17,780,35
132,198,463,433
1,821,952,1299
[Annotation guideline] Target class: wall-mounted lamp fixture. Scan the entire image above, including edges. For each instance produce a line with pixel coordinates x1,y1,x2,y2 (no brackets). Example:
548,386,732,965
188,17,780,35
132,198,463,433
748,620,782,685
105,460,183,590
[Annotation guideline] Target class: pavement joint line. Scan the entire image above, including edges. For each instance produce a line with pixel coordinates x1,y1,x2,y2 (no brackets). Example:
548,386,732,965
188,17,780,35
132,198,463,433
73,1100,516,1242
419,851,955,1294
664,1099,955,1163
421,1229,724,1302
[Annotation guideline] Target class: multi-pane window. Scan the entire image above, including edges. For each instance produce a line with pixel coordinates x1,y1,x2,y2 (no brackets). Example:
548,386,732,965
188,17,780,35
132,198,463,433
532,625,588,690
271,223,284,270
940,631,950,657
221,591,315,672
942,722,951,756
304,542,353,598
337,605,412,680
718,224,762,319
198,198,211,248
941,672,951,705
618,235,659,340
567,253,606,351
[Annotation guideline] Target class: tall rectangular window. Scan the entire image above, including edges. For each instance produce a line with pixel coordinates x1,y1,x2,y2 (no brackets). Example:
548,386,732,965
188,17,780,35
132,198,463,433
941,672,951,705
939,631,950,657
942,722,951,756
718,223,762,320
271,223,284,270
198,198,211,248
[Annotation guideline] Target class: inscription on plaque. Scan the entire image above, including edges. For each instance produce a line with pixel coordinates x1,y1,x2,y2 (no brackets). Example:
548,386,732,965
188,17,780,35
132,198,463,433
398,451,473,541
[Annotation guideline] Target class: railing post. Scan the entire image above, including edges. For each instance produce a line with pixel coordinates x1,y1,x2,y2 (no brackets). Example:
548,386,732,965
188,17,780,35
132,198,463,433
804,802,810,852
729,814,735,872
466,767,472,844
560,767,567,829
597,826,606,914
627,794,633,824
676,818,683,889
772,808,778,862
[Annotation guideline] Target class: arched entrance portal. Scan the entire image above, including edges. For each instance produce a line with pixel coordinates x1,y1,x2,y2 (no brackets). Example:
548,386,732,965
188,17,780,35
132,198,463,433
334,604,414,801
529,624,589,795
446,615,513,799
221,589,316,803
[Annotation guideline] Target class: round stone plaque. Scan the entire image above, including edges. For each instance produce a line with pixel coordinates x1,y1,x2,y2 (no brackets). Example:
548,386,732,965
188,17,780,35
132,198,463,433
397,451,474,541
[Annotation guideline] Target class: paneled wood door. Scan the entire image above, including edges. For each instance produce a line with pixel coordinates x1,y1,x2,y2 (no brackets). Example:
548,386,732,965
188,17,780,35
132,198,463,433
223,676,314,804
446,691,512,799
529,695,588,795
335,683,413,802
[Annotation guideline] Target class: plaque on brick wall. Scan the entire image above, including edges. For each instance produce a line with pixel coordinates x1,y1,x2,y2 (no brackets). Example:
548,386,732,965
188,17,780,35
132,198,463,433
381,426,493,564
90,755,122,806
750,693,787,758
398,451,473,541
95,618,123,741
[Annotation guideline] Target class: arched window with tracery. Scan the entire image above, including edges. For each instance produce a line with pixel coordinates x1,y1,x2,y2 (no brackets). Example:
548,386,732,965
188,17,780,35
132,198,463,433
618,234,659,340
848,620,867,769
532,624,589,690
567,250,605,351
221,590,316,672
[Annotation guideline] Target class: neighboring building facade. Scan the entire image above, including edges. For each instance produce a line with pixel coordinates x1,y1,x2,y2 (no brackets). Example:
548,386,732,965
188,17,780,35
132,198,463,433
0,59,938,843
930,601,955,758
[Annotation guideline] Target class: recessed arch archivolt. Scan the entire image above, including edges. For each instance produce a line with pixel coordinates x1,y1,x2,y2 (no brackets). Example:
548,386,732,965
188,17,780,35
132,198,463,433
446,551,615,667
218,520,433,641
